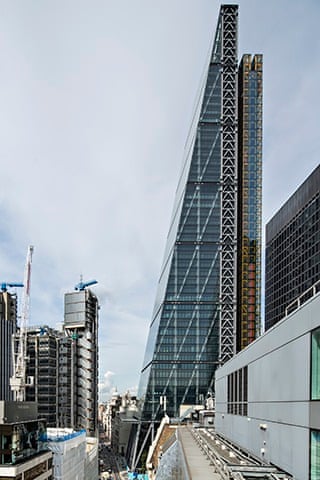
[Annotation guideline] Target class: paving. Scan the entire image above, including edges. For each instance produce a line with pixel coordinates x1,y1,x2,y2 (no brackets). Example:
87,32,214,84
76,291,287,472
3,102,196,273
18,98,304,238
178,427,222,479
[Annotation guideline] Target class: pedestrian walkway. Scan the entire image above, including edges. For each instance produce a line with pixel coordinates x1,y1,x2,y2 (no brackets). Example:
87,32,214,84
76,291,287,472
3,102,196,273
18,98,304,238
178,427,221,479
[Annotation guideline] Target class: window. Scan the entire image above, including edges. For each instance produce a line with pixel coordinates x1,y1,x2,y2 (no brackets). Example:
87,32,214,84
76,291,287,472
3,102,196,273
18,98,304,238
227,366,248,416
311,430,320,480
311,328,320,399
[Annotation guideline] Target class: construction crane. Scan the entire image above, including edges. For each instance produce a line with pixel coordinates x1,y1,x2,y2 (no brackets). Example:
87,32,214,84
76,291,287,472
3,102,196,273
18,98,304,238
10,245,34,401
1,282,24,292
74,277,98,291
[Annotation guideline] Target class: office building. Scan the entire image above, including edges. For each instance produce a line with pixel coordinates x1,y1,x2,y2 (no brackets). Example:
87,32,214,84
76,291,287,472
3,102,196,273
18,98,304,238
0,401,52,479
26,326,60,427
237,54,262,350
63,286,99,436
23,326,77,429
57,335,75,428
137,3,262,429
215,282,320,480
12,284,99,435
0,291,18,401
265,164,320,330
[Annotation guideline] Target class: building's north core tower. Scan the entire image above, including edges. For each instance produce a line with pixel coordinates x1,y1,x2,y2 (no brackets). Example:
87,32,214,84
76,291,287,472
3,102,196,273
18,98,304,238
137,4,262,433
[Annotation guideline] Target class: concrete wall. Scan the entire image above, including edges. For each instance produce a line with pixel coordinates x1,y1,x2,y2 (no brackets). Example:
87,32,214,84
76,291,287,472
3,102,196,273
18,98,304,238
215,292,320,480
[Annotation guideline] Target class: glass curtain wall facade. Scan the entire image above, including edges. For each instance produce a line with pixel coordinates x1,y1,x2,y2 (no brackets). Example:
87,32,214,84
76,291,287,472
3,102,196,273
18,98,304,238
134,5,262,457
237,55,262,350
311,327,320,478
265,164,320,330
310,430,320,480
138,5,237,427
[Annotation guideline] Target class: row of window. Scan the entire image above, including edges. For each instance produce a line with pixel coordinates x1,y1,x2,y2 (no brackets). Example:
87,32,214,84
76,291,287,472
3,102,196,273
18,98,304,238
166,276,219,285
160,320,216,329
267,248,318,277
161,314,214,323
227,366,248,416
269,197,319,244
158,327,215,335
163,303,215,310
154,369,210,378
167,273,219,282
155,353,217,361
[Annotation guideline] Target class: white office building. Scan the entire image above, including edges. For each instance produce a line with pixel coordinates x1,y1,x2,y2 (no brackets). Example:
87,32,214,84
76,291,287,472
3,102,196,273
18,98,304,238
215,282,320,480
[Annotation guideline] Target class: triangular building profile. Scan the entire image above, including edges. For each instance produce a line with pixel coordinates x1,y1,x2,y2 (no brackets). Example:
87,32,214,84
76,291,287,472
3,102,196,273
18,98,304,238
132,5,262,461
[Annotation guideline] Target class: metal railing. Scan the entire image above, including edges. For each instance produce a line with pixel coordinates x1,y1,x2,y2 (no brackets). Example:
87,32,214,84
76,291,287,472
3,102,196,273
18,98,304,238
188,427,293,480
285,280,320,317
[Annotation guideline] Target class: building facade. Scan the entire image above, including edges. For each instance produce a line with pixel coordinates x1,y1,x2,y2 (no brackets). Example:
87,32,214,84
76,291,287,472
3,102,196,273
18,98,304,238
0,291,18,401
26,326,60,427
9,285,99,435
137,3,262,430
237,54,263,350
265,164,320,330
0,401,52,479
215,282,320,480
64,287,99,436
102,391,138,456
25,326,76,429
57,335,75,429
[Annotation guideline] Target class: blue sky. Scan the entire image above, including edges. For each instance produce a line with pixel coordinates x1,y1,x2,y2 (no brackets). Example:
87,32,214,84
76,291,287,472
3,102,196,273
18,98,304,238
0,0,319,401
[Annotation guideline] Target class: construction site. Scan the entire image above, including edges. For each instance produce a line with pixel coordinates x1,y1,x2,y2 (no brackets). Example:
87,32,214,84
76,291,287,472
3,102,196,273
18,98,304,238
0,246,100,479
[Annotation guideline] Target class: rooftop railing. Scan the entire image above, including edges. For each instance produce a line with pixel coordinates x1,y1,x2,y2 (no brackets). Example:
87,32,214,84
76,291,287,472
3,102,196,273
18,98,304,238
285,280,320,317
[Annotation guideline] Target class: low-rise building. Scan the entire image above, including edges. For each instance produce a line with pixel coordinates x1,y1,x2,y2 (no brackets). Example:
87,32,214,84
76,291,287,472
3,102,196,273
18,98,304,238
44,428,98,479
0,401,52,479
102,391,138,456
215,282,320,480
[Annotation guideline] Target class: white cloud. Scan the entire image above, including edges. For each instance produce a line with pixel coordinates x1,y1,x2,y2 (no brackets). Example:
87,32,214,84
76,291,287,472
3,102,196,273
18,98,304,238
0,0,319,393
99,371,115,402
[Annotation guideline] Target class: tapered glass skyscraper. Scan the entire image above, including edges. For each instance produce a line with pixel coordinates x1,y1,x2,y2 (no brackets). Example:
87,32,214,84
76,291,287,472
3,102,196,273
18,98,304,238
137,4,262,433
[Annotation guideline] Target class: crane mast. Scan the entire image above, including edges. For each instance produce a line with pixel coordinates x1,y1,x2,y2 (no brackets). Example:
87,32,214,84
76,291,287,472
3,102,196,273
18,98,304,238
10,245,34,401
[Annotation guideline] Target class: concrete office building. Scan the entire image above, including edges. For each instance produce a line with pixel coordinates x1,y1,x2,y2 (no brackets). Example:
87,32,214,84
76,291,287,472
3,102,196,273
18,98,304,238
135,3,262,452
64,286,99,436
0,291,18,401
265,164,320,330
215,282,320,480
